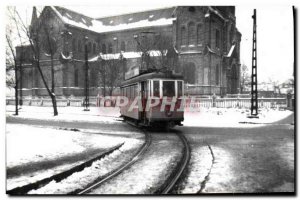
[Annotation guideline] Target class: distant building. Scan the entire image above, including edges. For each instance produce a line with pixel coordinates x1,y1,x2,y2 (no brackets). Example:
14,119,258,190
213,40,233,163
16,6,241,98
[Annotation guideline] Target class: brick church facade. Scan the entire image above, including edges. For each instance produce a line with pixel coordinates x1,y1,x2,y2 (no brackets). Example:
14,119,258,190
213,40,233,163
17,6,241,98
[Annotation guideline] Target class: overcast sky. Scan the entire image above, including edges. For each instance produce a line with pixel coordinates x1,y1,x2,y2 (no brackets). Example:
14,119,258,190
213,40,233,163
8,3,295,83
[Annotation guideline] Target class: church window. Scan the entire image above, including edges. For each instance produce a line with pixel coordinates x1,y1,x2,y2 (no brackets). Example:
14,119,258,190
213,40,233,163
93,43,96,54
197,24,203,44
108,43,113,53
188,22,196,45
180,26,186,46
72,38,77,52
74,69,79,87
102,44,106,54
216,29,220,48
121,41,126,52
216,64,220,85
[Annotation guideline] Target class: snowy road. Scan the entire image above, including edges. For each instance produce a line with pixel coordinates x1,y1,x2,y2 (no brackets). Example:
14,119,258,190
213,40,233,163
177,113,295,193
6,106,295,194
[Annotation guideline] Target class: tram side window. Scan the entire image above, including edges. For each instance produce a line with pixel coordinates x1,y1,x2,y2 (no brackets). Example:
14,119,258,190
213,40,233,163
149,81,152,97
134,85,138,98
153,81,160,97
163,81,175,97
178,81,183,97
126,87,129,98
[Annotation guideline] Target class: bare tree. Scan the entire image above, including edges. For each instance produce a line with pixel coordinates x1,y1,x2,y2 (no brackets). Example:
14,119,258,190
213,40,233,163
6,23,19,115
8,7,61,116
240,63,251,93
98,55,123,96
135,32,178,72
6,7,26,115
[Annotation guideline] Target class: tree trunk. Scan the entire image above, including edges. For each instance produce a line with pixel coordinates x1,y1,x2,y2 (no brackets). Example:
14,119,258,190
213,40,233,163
51,94,58,116
103,73,106,96
14,63,18,115
19,63,23,106
50,54,58,116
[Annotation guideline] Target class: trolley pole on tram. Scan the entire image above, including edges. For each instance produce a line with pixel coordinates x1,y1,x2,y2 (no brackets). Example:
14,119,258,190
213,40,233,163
249,9,258,118
84,36,90,111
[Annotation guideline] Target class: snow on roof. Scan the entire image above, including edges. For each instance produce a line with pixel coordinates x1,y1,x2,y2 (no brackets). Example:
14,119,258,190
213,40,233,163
66,13,72,19
88,50,167,62
226,45,235,57
208,6,227,21
96,7,176,25
51,6,175,34
207,46,216,54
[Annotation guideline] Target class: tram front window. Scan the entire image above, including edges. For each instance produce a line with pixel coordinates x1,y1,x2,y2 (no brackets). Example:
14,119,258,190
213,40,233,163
178,81,183,97
153,81,160,97
163,81,175,97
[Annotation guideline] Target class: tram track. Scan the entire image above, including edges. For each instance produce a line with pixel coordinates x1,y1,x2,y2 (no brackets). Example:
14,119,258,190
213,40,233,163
7,125,190,195
77,131,152,194
83,124,190,194
7,143,125,195
156,131,191,194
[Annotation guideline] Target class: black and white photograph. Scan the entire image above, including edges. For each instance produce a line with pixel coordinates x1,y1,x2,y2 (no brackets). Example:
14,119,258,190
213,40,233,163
3,0,296,196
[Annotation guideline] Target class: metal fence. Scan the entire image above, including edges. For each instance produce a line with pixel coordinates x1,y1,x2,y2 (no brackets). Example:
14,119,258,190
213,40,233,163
6,97,288,109
188,97,287,109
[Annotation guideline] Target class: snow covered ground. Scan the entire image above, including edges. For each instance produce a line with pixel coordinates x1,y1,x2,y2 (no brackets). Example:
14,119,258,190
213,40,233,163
5,105,293,193
28,138,144,194
6,123,144,191
6,106,121,123
6,105,293,128
183,107,293,128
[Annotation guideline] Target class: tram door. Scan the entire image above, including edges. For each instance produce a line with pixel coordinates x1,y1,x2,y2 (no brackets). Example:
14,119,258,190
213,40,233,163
140,81,147,123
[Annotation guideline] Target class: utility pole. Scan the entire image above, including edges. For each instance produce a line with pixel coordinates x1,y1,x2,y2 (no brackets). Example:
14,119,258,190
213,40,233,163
84,36,90,111
250,9,258,117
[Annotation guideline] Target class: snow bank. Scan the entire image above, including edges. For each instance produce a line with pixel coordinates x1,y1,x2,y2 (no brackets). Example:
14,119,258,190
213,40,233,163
28,138,143,194
183,107,293,128
6,123,142,190
6,106,121,124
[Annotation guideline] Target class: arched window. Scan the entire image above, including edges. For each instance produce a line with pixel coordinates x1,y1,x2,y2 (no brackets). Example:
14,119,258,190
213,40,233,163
197,24,203,45
216,64,220,85
72,38,77,52
74,69,79,87
78,40,82,52
102,44,106,54
87,42,92,53
93,43,96,54
215,29,220,48
180,26,186,46
120,41,126,52
230,26,235,43
183,62,196,84
108,43,113,53
232,64,238,79
188,22,196,45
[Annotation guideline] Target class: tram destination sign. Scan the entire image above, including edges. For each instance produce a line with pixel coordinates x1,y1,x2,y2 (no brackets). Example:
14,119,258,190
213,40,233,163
125,65,140,80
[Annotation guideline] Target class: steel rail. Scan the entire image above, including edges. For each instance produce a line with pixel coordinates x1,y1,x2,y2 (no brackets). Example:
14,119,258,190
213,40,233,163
7,143,124,195
160,132,191,194
78,131,152,194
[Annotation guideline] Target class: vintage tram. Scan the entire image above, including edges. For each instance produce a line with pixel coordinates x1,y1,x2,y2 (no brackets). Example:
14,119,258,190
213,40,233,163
120,71,184,129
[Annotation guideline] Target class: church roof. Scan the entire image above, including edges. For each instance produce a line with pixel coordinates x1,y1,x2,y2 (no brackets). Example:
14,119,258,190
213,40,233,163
50,6,176,34
96,7,176,26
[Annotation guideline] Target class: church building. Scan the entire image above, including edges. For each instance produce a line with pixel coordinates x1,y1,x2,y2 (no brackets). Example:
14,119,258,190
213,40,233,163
17,6,241,98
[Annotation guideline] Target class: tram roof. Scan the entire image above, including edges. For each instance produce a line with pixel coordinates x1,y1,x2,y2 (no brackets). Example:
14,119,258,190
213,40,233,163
121,71,183,86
